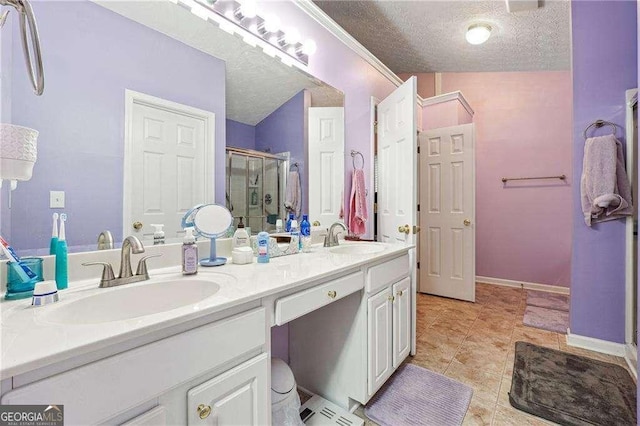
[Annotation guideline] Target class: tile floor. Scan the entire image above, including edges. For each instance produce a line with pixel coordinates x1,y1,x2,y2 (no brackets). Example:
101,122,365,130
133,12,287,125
354,283,634,426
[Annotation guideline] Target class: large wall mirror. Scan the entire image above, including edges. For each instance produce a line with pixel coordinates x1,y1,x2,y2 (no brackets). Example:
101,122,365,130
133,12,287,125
1,0,344,254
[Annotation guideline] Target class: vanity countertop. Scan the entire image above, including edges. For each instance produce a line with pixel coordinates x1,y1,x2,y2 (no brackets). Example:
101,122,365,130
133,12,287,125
0,242,412,380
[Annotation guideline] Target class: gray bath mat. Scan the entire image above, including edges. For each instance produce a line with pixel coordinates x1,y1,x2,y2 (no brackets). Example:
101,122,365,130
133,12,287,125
510,341,637,426
526,290,569,312
523,305,569,333
364,363,472,426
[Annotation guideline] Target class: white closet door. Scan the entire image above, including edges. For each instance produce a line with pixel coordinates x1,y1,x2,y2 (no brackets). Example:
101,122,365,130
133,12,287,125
419,124,475,301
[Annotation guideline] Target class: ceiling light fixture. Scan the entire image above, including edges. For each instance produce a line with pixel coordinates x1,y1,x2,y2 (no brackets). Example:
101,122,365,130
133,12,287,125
465,24,492,45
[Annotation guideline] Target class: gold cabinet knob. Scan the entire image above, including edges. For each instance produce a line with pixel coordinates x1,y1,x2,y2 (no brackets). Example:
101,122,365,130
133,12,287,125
412,225,421,234
397,290,404,296
313,221,321,226
133,221,143,231
197,404,211,419
397,224,410,234
388,295,395,302
328,290,337,299
463,219,471,226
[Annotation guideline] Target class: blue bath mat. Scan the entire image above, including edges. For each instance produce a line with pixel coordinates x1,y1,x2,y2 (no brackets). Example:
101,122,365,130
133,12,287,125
364,363,473,425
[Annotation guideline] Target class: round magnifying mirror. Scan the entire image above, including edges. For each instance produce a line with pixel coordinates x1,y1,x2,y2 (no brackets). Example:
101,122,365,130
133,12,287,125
192,204,233,238
183,204,233,267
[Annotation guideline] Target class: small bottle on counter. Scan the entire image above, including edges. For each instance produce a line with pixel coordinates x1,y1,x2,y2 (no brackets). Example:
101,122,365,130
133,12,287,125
285,213,294,232
232,217,250,248
300,214,311,253
182,227,198,275
290,220,300,251
151,224,165,245
257,231,270,263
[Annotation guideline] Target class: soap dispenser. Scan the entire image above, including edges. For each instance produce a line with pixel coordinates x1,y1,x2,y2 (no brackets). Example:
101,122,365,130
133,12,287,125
232,217,250,248
182,227,198,275
151,224,165,245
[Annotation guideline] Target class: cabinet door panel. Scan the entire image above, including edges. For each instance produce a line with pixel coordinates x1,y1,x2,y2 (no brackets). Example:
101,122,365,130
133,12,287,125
393,277,411,368
367,287,392,397
187,354,268,426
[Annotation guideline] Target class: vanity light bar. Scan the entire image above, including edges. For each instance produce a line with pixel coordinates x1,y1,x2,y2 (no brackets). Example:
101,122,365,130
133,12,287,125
179,0,313,67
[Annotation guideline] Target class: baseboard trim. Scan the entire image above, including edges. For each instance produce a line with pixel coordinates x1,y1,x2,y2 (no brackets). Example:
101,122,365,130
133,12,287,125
624,343,637,380
476,276,570,295
565,330,626,357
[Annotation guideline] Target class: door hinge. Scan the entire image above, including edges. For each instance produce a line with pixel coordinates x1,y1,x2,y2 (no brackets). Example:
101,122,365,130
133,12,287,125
417,203,420,212
373,121,378,134
374,202,377,213
417,145,420,154
417,262,420,269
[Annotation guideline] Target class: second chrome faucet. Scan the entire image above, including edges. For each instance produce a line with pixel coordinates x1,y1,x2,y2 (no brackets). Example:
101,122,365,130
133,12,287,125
83,236,161,288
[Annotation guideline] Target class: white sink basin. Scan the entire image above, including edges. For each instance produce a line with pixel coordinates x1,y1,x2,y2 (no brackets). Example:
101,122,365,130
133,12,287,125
43,279,221,324
329,243,386,255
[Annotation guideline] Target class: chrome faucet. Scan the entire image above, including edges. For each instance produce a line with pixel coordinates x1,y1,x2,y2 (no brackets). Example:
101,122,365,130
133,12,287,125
97,230,114,250
83,235,161,288
324,222,347,247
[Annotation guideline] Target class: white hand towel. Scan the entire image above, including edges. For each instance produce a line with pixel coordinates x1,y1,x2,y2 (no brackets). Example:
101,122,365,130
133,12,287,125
581,134,633,226
284,171,301,218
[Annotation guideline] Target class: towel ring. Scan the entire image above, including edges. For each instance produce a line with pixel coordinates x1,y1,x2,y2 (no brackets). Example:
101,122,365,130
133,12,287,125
351,150,364,170
583,119,617,139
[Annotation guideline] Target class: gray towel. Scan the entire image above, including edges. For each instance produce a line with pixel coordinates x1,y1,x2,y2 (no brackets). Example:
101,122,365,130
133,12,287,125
581,134,633,226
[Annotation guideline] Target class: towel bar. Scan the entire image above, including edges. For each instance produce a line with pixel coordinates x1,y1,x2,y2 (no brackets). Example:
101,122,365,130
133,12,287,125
501,175,566,183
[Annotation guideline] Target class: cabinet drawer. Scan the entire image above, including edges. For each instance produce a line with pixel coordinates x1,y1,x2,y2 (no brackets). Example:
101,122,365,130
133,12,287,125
275,272,364,325
366,254,410,294
1,307,266,425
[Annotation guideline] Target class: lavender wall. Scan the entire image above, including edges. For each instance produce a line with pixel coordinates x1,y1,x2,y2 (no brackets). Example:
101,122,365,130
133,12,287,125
5,1,225,251
571,0,637,342
255,91,307,215
441,72,573,287
226,119,256,150
0,17,13,242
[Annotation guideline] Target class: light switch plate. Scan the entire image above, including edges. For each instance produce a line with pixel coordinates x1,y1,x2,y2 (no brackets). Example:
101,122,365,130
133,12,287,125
50,191,65,208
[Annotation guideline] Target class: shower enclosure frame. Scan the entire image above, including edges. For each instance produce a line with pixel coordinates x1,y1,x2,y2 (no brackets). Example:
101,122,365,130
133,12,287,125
226,147,288,234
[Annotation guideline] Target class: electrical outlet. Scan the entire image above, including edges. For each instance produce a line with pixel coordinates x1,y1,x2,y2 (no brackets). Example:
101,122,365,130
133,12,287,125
50,191,65,208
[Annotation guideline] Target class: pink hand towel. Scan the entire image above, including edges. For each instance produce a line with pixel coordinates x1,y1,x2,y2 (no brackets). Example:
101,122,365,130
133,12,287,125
349,169,368,236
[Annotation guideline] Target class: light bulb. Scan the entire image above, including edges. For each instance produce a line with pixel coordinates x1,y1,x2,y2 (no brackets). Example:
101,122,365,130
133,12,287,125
283,27,301,45
263,14,280,33
465,24,492,45
238,0,257,19
301,39,317,55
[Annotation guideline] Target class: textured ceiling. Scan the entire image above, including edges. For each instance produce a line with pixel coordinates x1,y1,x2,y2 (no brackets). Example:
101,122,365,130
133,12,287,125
314,0,571,73
96,1,342,125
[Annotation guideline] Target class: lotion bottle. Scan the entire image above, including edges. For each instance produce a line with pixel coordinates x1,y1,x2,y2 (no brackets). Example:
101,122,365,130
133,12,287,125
257,231,269,263
232,217,250,248
151,224,165,245
182,227,198,275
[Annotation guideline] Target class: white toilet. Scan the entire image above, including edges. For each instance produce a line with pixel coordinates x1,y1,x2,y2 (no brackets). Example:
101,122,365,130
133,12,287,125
271,358,304,426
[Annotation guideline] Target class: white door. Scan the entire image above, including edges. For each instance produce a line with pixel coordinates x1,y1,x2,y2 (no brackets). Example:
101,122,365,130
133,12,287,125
367,287,393,397
392,277,411,368
308,107,345,227
420,124,475,301
377,77,418,356
187,354,269,425
125,90,214,242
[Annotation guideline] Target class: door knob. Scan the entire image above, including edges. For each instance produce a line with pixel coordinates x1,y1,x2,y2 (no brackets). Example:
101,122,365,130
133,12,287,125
133,221,143,231
398,224,410,234
197,404,211,419
412,225,421,234
463,219,471,226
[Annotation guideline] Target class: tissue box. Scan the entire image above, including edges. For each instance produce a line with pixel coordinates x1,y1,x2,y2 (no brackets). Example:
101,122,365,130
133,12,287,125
250,233,299,257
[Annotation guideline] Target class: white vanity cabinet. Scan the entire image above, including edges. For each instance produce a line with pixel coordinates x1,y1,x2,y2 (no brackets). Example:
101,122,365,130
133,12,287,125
187,353,269,425
366,247,411,399
1,307,268,425
289,252,412,409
